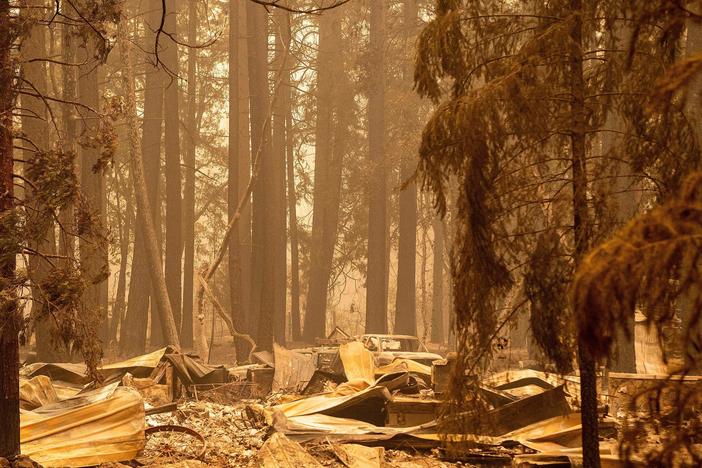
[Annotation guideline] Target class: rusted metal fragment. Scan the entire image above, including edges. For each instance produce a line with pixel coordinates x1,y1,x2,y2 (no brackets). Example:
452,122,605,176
485,385,572,436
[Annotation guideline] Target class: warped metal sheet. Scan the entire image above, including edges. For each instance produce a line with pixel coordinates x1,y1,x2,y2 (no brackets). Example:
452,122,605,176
479,384,519,407
374,371,410,392
101,347,169,370
283,413,398,435
281,413,438,440
375,358,431,376
502,413,583,442
330,377,372,396
162,353,229,385
271,385,392,426
272,343,317,392
22,362,90,385
21,387,145,467
279,407,620,461
25,347,171,385
484,369,581,404
279,412,438,445
484,369,572,389
484,385,572,436
253,350,275,368
20,376,59,410
339,341,376,386
501,413,616,452
31,382,120,414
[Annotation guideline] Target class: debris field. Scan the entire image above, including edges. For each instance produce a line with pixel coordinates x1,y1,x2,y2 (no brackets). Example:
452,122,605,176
11,329,688,467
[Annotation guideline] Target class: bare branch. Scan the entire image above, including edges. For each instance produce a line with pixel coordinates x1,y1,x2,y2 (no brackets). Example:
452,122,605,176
248,0,350,14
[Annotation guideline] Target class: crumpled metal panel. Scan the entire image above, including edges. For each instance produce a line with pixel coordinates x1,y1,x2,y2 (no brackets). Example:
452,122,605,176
20,386,145,467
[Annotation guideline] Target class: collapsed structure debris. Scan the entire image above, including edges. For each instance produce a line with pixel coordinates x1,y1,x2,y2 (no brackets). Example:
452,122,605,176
14,327,681,467
21,385,144,466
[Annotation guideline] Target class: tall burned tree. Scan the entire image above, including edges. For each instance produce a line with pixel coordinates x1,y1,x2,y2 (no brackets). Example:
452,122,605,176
229,0,253,357
121,0,165,355
365,0,388,334
284,10,300,341
247,3,276,349
163,0,183,343
119,7,181,350
0,1,19,456
394,0,419,335
109,166,132,343
287,108,301,341
183,0,199,348
77,8,108,343
415,1,697,465
228,0,242,353
304,9,346,341
272,8,290,343
431,217,444,343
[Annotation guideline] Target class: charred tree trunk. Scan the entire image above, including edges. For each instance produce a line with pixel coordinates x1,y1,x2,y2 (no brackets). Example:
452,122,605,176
287,112,301,341
183,0,198,348
418,215,428,340
110,167,132,343
228,0,242,355
109,0,137,348
163,0,183,343
238,15,253,348
247,3,274,350
0,1,20,457
303,11,345,342
229,0,252,358
394,0,418,336
431,217,444,344
395,180,418,334
77,21,108,344
119,24,181,349
277,14,298,342
121,0,164,355
365,0,388,333
569,1,600,465
272,8,289,344
303,12,334,342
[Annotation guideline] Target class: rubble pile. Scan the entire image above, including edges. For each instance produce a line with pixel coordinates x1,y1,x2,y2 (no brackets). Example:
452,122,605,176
15,328,686,467
144,401,266,466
